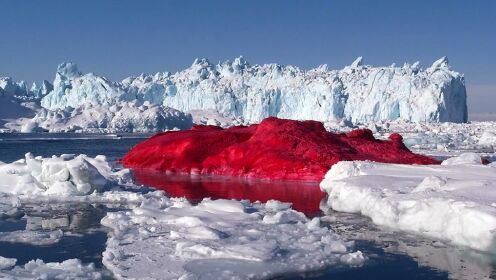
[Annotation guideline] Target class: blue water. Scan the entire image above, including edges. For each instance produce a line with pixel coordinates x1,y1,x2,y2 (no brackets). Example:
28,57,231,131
0,134,494,279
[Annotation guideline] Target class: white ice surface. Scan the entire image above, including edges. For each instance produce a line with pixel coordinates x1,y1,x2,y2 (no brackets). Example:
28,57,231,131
320,153,496,253
0,258,102,279
101,197,364,279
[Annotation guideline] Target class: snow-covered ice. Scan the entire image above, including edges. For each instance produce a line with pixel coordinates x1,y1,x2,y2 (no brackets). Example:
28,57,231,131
0,257,102,279
320,153,496,253
101,196,364,279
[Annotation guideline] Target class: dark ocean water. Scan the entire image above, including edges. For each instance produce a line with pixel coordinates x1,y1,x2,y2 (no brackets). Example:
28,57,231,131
0,134,494,279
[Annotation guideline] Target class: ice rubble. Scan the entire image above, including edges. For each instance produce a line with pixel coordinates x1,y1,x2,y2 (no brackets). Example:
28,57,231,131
0,257,102,279
8,101,193,133
38,57,466,124
0,153,124,196
320,153,496,252
101,197,364,279
323,119,496,155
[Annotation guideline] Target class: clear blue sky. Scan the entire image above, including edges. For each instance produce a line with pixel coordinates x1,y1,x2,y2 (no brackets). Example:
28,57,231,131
0,0,494,118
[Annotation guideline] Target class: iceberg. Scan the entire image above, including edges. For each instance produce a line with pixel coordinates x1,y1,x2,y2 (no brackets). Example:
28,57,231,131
40,57,467,124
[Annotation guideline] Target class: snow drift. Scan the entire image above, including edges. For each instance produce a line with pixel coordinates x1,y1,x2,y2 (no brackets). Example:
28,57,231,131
320,153,496,253
123,117,439,181
40,57,467,124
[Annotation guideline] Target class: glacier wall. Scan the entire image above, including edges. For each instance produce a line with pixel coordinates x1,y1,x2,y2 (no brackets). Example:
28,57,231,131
40,56,467,123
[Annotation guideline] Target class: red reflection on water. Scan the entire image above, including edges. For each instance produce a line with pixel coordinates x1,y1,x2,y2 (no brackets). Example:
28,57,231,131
132,169,326,216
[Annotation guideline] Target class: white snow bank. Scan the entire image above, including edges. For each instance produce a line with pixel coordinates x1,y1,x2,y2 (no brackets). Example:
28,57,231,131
0,257,102,279
102,197,364,279
39,57,466,124
0,153,122,196
320,153,496,253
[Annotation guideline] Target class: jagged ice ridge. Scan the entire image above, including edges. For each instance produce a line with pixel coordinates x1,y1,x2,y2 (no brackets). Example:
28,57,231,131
40,56,467,124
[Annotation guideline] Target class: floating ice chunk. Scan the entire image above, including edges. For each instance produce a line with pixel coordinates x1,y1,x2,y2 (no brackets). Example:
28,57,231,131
0,257,16,270
0,258,102,279
0,153,124,196
102,197,363,279
441,152,483,165
0,230,63,245
320,154,496,252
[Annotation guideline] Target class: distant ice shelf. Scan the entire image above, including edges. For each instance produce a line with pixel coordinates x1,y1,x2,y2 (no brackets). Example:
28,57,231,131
1,56,467,132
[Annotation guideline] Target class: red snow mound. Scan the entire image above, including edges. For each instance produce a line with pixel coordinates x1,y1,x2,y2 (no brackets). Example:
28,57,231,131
122,117,439,181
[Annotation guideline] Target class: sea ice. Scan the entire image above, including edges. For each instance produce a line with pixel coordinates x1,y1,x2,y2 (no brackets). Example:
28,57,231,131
0,257,102,279
101,196,364,279
320,153,496,252
0,230,63,245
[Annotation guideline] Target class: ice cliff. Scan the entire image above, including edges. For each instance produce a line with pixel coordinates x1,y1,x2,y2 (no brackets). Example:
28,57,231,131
41,56,467,124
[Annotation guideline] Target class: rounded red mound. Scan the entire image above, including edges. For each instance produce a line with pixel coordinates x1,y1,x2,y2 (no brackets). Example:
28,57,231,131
122,117,439,181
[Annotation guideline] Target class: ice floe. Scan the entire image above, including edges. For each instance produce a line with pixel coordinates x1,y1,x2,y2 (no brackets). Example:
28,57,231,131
320,153,496,252
0,257,102,279
0,230,63,245
0,153,120,196
101,196,364,279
